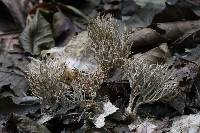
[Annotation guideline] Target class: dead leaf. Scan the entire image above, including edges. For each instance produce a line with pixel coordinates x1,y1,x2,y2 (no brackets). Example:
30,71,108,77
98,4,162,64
153,0,200,23
123,0,166,27
0,0,32,28
133,43,171,65
0,51,29,97
0,97,40,123
127,20,200,53
0,2,21,32
170,114,200,133
20,10,55,55
0,33,23,53
179,44,200,64
121,0,137,16
94,101,118,128
53,11,75,46
6,114,50,133
99,0,122,18
172,28,200,48
167,58,199,114
129,119,169,133
137,121,157,133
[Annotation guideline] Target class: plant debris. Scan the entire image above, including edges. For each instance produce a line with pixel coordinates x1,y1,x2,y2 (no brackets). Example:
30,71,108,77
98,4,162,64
2,0,200,132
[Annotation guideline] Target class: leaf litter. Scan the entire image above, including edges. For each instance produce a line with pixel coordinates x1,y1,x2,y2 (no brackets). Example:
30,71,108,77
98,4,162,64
2,0,200,132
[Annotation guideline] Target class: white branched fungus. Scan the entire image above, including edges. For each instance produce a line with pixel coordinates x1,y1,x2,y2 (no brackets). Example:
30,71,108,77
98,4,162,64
26,58,106,110
26,16,179,121
26,58,78,108
125,59,179,114
88,16,131,74
26,16,131,110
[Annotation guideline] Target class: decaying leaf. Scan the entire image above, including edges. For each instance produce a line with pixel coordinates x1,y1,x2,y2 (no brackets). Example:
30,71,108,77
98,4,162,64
123,0,166,27
100,0,122,18
53,11,75,46
180,44,200,64
0,96,40,122
1,0,34,28
133,43,171,65
0,33,40,124
5,114,50,133
170,114,200,133
41,31,97,73
153,0,200,23
0,33,22,53
128,20,200,53
63,31,97,73
129,118,169,133
94,101,118,128
0,2,20,32
167,58,199,114
0,51,29,97
20,10,55,55
136,121,157,133
172,27,200,48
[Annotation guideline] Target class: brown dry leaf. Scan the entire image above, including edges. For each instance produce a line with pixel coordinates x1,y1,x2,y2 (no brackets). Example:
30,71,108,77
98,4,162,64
133,43,171,65
127,20,200,53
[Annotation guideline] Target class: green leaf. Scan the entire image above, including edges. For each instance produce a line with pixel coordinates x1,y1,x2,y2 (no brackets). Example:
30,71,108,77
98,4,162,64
20,10,55,55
